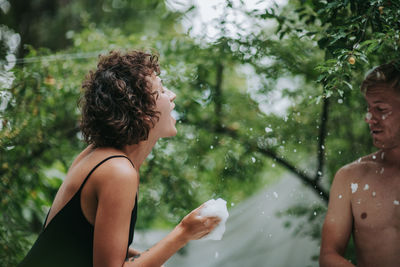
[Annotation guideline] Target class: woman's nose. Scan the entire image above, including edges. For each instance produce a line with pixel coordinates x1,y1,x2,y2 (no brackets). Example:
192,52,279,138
169,89,176,101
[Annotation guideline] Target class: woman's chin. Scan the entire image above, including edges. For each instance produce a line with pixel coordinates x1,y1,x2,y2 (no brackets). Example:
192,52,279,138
161,127,177,138
170,127,178,137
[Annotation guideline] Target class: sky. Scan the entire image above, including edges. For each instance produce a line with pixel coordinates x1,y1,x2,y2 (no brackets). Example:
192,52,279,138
167,0,288,41
167,0,292,116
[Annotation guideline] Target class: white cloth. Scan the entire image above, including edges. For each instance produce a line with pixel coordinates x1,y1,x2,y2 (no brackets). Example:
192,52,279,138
199,198,229,240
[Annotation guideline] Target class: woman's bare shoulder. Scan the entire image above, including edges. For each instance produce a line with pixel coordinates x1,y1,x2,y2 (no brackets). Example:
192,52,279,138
70,146,137,189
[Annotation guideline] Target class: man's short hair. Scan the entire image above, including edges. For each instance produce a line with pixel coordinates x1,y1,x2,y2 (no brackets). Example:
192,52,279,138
361,61,400,94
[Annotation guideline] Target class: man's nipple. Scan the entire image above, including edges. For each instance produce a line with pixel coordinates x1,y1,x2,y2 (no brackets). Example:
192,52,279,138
361,212,367,219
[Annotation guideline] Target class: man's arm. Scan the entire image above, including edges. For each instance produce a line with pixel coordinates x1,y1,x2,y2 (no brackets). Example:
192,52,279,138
320,166,356,267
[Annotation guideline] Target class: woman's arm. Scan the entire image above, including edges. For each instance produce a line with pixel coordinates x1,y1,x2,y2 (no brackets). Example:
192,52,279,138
123,207,220,267
92,158,139,267
91,158,219,267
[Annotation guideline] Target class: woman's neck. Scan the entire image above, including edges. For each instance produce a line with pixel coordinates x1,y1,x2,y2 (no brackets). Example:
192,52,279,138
122,138,157,170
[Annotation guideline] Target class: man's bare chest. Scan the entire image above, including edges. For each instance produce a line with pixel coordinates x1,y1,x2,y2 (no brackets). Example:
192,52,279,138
351,172,400,230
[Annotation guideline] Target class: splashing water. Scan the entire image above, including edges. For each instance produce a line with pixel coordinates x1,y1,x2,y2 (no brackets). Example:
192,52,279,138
351,183,358,193
382,112,392,120
265,127,273,133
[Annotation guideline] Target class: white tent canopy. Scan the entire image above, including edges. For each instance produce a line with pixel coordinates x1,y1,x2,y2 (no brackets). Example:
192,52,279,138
132,175,323,267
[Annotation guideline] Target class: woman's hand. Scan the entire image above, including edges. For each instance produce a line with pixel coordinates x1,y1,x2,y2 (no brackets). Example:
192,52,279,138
127,247,141,258
177,205,221,241
122,206,220,267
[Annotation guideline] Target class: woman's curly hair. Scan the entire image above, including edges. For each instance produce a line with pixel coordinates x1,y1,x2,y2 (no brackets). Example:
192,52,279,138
79,50,160,149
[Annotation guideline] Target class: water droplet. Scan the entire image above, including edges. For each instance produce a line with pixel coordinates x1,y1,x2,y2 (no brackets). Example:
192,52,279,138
372,191,376,197
265,127,273,133
363,184,369,190
231,202,235,206
394,200,399,205
365,112,372,120
372,155,376,160
380,167,384,174
251,157,256,163
351,183,358,193
272,163,275,168
313,211,317,216
273,192,278,198
338,99,343,104
338,195,343,199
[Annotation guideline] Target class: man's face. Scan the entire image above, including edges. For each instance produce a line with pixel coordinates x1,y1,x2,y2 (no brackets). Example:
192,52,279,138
364,85,400,149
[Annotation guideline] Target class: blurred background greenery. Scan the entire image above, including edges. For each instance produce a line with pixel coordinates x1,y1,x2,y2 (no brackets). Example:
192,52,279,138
0,0,399,265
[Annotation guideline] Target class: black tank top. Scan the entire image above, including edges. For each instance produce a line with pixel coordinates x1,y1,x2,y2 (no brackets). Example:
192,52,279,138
19,155,138,267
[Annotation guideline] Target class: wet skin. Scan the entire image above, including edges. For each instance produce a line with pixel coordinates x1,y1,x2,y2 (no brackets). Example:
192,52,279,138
320,85,400,267
345,154,400,266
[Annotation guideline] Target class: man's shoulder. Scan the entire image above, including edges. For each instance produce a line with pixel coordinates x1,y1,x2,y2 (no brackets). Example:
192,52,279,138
335,152,379,179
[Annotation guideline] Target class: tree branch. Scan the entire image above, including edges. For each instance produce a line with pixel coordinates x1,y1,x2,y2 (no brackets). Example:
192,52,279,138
315,97,329,183
214,62,224,131
217,127,329,202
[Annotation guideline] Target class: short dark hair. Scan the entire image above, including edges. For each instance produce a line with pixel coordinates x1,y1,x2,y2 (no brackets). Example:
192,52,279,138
79,50,161,149
361,61,400,94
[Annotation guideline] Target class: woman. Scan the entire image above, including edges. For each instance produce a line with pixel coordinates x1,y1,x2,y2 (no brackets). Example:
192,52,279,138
19,50,220,267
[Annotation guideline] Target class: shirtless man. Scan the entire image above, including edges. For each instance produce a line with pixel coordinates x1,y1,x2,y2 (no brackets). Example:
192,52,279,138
320,62,400,267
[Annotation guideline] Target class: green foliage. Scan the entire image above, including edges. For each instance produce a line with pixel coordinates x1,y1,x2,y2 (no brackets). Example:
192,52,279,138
297,0,400,97
0,46,86,263
1,0,398,265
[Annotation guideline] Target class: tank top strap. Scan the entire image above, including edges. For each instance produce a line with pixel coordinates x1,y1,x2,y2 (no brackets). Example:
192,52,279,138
78,155,136,192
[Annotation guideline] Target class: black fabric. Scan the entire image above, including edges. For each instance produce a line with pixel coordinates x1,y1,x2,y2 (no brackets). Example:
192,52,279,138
19,155,138,267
